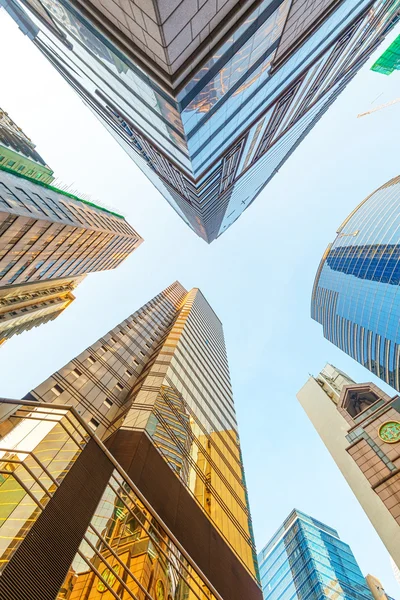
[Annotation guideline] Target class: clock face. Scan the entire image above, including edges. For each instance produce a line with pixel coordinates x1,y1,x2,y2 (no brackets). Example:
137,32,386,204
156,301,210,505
156,580,165,600
379,421,400,443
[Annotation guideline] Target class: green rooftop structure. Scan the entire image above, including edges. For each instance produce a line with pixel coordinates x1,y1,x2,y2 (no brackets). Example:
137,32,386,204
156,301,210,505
371,35,400,75
0,107,54,183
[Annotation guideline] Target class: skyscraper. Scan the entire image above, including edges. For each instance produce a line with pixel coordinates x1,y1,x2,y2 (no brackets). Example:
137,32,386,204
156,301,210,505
0,275,82,345
297,364,400,568
3,0,399,241
0,281,261,600
0,165,142,343
312,175,400,391
258,509,376,600
0,107,54,183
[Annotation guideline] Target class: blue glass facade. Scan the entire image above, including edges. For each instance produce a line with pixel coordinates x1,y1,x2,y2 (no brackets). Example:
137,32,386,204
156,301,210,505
312,176,400,391
5,0,399,241
258,510,374,600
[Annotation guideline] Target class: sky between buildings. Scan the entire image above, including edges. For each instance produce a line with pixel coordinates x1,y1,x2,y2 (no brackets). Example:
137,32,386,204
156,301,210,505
0,10,400,596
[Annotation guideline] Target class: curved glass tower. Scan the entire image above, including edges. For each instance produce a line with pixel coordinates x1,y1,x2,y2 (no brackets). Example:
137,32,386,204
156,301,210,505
312,175,400,391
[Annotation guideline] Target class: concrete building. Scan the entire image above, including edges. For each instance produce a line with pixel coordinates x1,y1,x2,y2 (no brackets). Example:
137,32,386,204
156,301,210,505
366,574,396,600
0,281,262,600
297,364,400,568
2,0,399,241
312,175,400,392
0,107,54,183
0,166,142,343
258,509,376,600
0,275,82,345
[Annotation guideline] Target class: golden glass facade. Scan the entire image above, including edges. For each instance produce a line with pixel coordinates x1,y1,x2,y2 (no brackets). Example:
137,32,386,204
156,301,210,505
3,281,260,599
0,403,90,568
0,400,219,600
122,288,257,575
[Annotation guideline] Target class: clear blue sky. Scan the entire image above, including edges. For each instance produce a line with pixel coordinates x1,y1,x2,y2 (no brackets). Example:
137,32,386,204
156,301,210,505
1,11,400,596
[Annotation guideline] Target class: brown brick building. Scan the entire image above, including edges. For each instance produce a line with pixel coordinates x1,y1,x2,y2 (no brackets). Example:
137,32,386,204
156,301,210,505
340,383,400,527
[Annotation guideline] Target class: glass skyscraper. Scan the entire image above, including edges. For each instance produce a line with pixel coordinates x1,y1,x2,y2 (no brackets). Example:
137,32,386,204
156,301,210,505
0,281,261,600
312,175,400,391
3,0,399,241
258,509,375,600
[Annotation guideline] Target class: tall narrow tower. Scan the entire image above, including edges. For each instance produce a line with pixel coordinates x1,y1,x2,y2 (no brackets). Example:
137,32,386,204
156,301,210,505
0,282,261,600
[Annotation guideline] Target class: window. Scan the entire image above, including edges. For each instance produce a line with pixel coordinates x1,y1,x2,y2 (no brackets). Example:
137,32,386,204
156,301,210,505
30,194,56,219
46,197,71,221
88,418,100,431
7,160,16,167
16,188,47,216
111,337,118,344
140,351,145,357
71,368,82,378
0,183,27,210
39,260,57,278
51,384,64,396
0,192,13,209
8,265,28,284
125,370,133,377
0,260,18,279
87,356,96,364
133,358,139,366
103,398,113,409
115,382,124,391
100,345,107,353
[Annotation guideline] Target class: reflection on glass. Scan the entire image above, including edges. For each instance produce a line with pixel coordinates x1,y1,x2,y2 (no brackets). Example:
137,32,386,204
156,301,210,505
0,404,88,572
183,0,291,126
58,471,216,599
0,402,218,600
